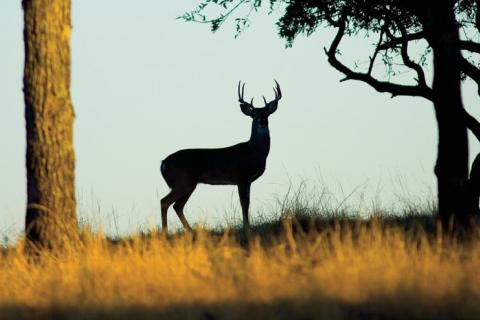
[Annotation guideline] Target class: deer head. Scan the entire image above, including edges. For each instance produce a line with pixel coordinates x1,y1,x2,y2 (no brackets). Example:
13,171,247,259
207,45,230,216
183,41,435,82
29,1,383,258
238,80,282,129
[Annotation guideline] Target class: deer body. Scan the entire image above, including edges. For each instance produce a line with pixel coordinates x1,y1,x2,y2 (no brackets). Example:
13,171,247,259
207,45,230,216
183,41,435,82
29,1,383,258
160,81,281,233
162,126,270,186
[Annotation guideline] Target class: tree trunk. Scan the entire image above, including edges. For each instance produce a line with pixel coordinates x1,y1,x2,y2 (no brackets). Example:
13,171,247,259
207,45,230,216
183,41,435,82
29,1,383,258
23,0,77,248
426,2,472,227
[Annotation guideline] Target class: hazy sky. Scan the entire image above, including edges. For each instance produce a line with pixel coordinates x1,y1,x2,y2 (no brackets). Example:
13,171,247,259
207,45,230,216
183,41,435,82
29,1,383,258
1,1,480,236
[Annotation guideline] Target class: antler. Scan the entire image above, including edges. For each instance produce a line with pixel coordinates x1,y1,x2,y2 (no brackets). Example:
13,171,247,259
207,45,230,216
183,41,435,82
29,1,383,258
238,81,255,116
273,79,282,101
265,80,282,114
262,80,282,105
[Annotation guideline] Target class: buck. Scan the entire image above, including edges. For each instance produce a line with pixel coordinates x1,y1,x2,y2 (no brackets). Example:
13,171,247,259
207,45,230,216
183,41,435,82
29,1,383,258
160,81,282,233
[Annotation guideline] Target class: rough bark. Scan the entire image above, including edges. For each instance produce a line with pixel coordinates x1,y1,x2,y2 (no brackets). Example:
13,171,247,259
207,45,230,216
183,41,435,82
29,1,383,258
23,0,78,248
424,2,471,226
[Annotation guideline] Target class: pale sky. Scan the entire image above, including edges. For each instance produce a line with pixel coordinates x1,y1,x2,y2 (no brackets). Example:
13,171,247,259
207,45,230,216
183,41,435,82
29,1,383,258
1,1,480,237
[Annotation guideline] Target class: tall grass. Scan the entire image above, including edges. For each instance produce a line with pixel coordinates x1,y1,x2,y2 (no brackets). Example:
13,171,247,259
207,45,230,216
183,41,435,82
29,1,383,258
1,212,479,320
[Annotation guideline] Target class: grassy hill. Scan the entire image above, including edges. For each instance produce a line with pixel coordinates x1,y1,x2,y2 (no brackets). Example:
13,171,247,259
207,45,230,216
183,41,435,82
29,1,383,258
1,209,479,320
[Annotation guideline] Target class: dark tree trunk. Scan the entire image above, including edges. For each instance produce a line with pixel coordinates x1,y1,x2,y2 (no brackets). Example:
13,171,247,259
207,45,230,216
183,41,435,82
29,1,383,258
425,2,472,227
23,0,78,248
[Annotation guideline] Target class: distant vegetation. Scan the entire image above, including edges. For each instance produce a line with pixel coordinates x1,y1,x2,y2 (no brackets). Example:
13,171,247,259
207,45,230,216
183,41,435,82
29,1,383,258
1,202,479,320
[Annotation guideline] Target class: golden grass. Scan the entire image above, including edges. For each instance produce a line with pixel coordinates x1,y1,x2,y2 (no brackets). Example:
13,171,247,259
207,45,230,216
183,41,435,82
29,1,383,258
1,218,479,320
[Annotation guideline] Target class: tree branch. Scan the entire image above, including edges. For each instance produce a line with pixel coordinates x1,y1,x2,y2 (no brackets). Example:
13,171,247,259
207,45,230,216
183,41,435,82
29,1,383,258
325,21,433,100
394,19,427,88
378,31,425,50
459,40,480,54
464,109,480,142
367,28,385,75
460,57,480,95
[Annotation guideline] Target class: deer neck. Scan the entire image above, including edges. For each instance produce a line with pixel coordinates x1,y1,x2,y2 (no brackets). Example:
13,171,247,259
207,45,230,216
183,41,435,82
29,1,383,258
248,122,270,154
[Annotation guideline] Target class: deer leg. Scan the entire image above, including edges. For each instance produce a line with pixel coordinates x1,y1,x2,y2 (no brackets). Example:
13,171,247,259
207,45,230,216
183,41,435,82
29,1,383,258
173,185,196,232
161,187,188,233
238,183,251,233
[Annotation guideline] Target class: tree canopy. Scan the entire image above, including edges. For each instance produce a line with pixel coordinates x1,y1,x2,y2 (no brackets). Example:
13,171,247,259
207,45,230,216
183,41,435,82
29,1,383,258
182,0,480,100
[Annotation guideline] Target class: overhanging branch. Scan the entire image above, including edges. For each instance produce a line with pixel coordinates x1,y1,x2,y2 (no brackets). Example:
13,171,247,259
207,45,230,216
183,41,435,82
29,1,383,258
325,21,433,100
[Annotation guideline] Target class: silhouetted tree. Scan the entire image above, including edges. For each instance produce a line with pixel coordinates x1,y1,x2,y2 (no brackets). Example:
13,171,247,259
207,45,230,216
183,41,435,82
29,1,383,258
23,0,77,248
183,0,480,226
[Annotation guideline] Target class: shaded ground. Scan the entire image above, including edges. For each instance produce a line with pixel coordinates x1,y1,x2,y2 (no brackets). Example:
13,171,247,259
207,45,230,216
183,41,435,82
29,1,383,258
1,296,477,320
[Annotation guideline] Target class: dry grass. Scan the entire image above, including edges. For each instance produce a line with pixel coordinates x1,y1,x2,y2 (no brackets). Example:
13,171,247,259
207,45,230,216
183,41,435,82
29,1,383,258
0,216,479,320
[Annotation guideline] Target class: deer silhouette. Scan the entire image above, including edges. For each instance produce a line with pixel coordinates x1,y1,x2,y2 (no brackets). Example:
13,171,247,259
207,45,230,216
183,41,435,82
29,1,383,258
160,81,282,233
